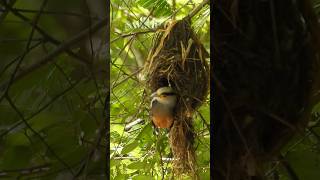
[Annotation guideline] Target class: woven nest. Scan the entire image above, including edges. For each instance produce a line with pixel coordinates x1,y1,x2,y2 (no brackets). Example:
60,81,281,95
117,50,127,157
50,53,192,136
213,0,320,179
143,19,209,177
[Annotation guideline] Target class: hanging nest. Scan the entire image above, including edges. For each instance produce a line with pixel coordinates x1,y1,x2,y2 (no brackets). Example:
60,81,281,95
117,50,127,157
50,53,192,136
143,19,209,177
213,0,320,179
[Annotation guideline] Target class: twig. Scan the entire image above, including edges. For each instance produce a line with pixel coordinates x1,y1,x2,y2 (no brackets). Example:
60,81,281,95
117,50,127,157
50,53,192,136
0,164,51,177
105,91,110,177
110,90,146,159
111,30,155,43
196,110,210,131
0,78,83,138
278,155,299,180
73,91,108,178
0,0,48,105
0,40,44,78
54,63,100,124
172,0,176,20
183,0,210,21
112,68,143,89
0,38,43,43
22,160,84,180
308,128,320,143
157,131,166,180
5,94,74,175
0,0,17,24
112,156,173,161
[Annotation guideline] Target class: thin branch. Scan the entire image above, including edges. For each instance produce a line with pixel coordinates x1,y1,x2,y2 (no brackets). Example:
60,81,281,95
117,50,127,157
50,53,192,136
73,72,108,179
196,110,210,131
0,38,43,43
111,29,155,43
54,63,99,122
5,94,74,175
112,68,143,89
157,131,166,180
0,0,48,104
308,128,320,143
0,78,83,138
0,0,17,24
73,111,107,179
172,0,176,20
110,91,147,159
183,0,210,21
0,40,44,78
0,164,51,177
105,91,110,177
278,155,299,180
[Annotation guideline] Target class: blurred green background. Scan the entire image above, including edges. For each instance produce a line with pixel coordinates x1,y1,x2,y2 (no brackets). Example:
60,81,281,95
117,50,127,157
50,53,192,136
0,0,107,179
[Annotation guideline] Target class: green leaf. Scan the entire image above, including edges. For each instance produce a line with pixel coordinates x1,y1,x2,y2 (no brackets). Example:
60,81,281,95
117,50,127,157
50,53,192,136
199,170,210,179
121,141,139,154
5,132,30,146
312,101,320,115
29,112,60,132
156,133,167,152
110,159,120,167
137,0,172,17
133,175,153,180
1,146,32,169
114,174,127,180
127,161,146,169
136,124,153,141
45,124,80,160
286,148,320,179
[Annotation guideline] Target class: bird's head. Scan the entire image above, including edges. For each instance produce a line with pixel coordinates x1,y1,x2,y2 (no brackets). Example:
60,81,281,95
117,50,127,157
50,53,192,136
150,86,177,108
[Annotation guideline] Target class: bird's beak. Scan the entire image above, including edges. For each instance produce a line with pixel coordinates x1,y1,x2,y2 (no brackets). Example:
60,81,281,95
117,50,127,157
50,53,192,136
151,92,157,98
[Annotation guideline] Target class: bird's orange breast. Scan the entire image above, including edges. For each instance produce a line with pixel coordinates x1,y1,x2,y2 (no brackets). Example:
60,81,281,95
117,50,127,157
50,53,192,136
152,115,173,128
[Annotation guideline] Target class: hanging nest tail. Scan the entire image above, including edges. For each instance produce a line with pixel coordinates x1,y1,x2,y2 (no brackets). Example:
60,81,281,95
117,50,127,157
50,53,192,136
143,19,210,177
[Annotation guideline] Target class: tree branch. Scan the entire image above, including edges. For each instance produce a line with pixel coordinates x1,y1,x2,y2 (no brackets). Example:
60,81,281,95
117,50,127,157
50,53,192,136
278,155,299,180
183,0,210,21
0,164,51,177
5,95,74,175
0,78,83,138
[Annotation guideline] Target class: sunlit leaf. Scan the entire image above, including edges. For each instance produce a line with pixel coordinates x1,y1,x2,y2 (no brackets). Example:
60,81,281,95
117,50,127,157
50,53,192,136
121,141,139,154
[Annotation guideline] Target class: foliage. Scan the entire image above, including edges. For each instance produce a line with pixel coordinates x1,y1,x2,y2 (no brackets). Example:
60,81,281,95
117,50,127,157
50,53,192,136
110,0,210,179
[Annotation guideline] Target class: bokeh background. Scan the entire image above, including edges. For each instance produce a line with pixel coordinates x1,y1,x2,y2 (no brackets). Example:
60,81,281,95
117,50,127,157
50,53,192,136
0,0,107,179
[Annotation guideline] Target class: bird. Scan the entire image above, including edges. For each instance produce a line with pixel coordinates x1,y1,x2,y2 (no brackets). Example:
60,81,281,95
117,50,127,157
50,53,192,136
150,86,177,129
